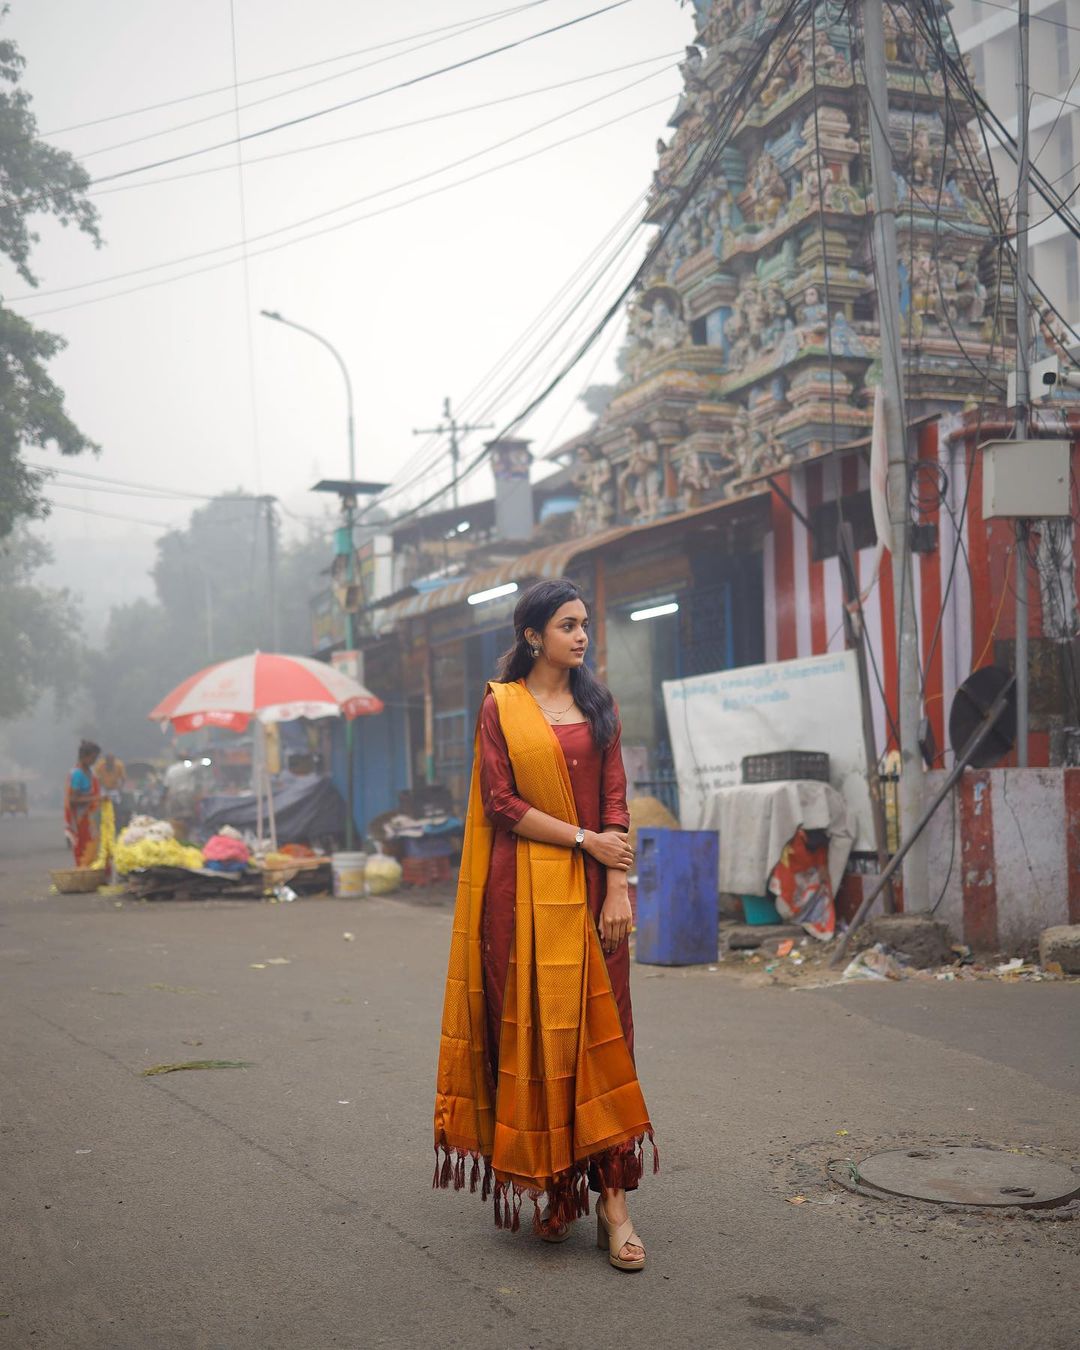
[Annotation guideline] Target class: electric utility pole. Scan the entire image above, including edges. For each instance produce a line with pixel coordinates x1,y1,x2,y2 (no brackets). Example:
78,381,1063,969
860,0,928,909
1014,0,1032,765
263,494,280,651
412,398,493,510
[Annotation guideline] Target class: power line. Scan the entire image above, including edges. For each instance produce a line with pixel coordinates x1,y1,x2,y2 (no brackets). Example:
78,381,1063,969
86,1,637,187
16,66,674,305
364,189,649,508
88,52,680,198
45,2,549,137
46,499,178,530
29,464,212,498
966,0,1080,35
17,92,674,320
76,4,555,165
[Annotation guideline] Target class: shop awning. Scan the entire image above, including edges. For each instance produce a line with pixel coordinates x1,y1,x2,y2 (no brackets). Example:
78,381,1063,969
372,492,767,631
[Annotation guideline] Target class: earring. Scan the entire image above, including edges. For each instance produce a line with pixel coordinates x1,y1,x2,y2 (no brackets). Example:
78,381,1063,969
530,645,540,658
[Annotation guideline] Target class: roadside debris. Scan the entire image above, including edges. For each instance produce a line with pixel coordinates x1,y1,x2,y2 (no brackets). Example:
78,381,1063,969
141,1059,253,1076
842,944,908,981
716,922,1078,988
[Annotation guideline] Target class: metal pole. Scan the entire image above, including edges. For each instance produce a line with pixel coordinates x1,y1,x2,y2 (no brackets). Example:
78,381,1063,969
838,523,896,911
861,0,928,909
344,392,357,850
202,567,214,661
259,309,358,844
445,397,460,511
412,397,493,512
829,677,1016,966
265,496,280,651
1015,0,1031,766
344,494,357,851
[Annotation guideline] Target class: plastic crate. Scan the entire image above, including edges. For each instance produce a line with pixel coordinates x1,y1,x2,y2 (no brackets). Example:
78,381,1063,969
741,750,830,784
741,894,782,924
401,856,453,888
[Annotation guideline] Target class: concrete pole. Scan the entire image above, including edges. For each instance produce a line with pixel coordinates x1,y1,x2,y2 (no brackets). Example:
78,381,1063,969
1014,0,1031,766
860,0,928,909
264,496,280,652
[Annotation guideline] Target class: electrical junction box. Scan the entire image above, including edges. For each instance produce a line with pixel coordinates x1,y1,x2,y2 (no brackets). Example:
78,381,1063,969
980,439,1071,519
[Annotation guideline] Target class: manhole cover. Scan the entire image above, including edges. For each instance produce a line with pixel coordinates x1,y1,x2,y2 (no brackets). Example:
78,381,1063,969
844,1147,1080,1209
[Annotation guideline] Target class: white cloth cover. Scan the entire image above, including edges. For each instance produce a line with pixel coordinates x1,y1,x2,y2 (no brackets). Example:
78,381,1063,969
702,780,856,897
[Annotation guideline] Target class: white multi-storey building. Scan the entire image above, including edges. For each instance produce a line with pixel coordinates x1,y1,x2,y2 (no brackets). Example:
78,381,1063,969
950,0,1080,334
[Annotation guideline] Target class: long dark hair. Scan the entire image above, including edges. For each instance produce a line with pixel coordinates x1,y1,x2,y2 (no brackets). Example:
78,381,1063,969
496,579,618,749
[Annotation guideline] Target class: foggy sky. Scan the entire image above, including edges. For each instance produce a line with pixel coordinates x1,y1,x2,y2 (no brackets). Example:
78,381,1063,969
5,0,690,615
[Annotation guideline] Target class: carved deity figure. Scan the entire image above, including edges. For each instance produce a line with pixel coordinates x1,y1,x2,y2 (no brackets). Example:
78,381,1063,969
572,445,615,534
648,296,690,352
801,149,833,206
730,407,757,479
676,450,714,500
620,430,664,518
953,252,987,325
910,127,935,187
799,285,828,332
752,151,788,225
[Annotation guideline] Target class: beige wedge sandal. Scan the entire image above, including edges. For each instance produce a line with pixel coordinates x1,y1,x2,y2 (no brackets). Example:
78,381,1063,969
596,1198,646,1271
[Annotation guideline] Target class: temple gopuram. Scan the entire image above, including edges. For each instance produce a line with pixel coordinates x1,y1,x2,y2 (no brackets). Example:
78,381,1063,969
555,0,1010,533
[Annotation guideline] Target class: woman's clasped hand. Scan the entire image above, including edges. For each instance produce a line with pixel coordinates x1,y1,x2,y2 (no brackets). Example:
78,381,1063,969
584,829,634,870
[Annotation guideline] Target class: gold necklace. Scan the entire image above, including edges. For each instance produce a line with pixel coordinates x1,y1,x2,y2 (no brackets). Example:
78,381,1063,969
527,687,576,721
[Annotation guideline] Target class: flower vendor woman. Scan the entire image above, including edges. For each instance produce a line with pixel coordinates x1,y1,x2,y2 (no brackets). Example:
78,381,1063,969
433,580,656,1272
64,739,101,866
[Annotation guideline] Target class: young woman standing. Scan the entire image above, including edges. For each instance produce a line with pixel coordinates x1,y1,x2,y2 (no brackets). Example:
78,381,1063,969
433,580,656,1271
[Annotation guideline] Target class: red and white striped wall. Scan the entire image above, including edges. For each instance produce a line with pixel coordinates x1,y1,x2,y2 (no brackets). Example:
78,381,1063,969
762,417,1080,770
923,767,1080,950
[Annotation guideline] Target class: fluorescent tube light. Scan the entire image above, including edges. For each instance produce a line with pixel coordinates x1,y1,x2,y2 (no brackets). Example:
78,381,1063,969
467,581,519,606
630,601,679,622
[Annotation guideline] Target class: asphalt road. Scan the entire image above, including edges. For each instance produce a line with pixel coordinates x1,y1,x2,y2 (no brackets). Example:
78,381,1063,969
2,815,1079,1350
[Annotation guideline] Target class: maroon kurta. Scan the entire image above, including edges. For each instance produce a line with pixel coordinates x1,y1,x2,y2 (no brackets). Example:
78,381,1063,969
477,691,634,1077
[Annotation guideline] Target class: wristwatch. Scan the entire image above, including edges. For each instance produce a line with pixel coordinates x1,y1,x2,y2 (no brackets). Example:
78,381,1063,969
573,827,586,850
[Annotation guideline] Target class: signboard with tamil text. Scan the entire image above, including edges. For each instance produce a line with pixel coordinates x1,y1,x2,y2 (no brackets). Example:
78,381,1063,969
662,650,874,849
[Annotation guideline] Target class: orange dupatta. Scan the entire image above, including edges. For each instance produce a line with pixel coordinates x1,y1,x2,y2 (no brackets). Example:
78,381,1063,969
432,679,655,1230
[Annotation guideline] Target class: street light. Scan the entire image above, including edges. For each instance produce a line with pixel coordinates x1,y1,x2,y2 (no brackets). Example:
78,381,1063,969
260,309,356,481
259,308,386,851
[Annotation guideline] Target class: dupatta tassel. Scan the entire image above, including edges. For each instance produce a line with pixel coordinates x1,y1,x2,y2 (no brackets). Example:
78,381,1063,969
431,1147,441,1190
469,1154,481,1194
438,1148,453,1190
454,1152,466,1191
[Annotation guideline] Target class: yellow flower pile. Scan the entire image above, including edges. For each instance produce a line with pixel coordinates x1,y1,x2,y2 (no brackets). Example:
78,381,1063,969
114,837,205,875
113,816,204,875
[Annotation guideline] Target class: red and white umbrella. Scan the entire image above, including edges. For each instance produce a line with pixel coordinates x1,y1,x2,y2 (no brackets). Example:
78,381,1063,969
148,651,384,733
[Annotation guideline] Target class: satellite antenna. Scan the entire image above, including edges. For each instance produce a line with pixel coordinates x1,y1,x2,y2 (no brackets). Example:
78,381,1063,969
948,665,1017,769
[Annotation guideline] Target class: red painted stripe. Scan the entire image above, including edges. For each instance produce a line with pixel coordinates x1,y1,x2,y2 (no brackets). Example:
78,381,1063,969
965,441,994,662
1066,768,1080,924
772,472,798,661
806,460,827,654
917,423,945,764
958,769,998,949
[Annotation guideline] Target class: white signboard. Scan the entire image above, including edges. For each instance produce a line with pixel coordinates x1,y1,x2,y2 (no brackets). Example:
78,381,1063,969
662,651,874,849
